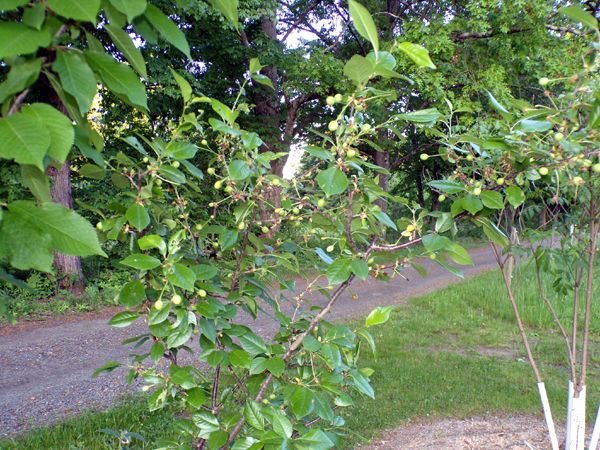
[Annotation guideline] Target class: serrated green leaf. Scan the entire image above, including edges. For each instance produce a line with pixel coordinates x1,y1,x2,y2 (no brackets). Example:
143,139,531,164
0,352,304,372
0,58,42,103
209,0,239,29
120,280,146,307
326,257,352,285
170,69,192,102
343,54,374,86
228,160,251,180
168,263,196,291
395,108,441,124
120,254,161,270
350,259,369,280
365,305,393,327
109,0,147,22
398,42,436,69
244,401,264,430
85,51,148,111
21,103,74,163
506,186,525,207
348,0,378,53
428,179,465,194
47,0,100,22
290,387,314,419
105,23,147,78
560,5,598,30
144,4,191,59
272,409,293,439
480,190,504,209
0,22,51,58
372,209,398,230
462,195,483,215
126,203,150,231
109,310,140,327
0,109,50,169
316,166,348,196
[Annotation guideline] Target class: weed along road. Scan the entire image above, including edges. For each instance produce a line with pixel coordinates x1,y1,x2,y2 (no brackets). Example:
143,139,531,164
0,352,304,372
0,246,498,436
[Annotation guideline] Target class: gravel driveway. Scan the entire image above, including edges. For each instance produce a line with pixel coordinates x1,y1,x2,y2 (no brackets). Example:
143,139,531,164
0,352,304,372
0,246,498,437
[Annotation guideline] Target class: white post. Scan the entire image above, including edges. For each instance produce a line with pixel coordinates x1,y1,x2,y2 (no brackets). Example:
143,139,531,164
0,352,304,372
566,381,587,450
538,382,560,450
588,402,600,450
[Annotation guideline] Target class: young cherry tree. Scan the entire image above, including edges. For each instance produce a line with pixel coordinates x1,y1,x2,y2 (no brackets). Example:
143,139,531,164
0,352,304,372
426,6,600,450
96,4,478,448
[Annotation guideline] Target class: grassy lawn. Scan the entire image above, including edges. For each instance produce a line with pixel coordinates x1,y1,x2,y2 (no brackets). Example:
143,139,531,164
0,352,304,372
2,262,599,449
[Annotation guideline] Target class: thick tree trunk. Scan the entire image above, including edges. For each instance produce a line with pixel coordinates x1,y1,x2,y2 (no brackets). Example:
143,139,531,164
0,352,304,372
48,161,85,296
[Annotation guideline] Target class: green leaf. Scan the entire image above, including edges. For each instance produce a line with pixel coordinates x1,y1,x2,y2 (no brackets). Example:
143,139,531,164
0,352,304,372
251,73,274,89
398,42,436,69
3,201,105,261
446,242,473,265
395,108,441,124
23,3,46,29
272,410,293,439
231,437,258,450
343,54,374,86
144,4,191,59
239,332,268,355
85,51,148,111
486,91,509,114
519,119,552,132
105,23,147,78
350,259,369,280
126,203,151,231
109,0,147,22
193,264,218,280
0,22,51,58
326,257,352,285
560,5,598,30
168,263,196,292
219,229,238,250
422,233,450,252
350,370,374,398
159,165,186,184
476,217,509,248
348,0,379,53
316,166,348,196
0,58,42,103
365,305,393,327
209,0,239,29
506,186,525,207
138,234,166,254
170,69,192,103
47,0,100,22
372,210,397,231
109,310,140,327
78,163,106,180
21,165,51,203
167,326,193,348
290,387,314,419
265,357,285,377
244,401,265,431
186,387,206,408
462,195,483,215
21,103,74,163
0,107,50,170
120,254,161,270
0,1,28,11
295,430,334,450
92,360,121,378
120,280,146,307
228,160,251,180
480,190,504,209
229,349,252,368
428,179,465,194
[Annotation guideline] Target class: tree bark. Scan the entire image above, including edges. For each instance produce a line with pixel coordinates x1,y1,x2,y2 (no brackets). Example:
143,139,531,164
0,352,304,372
48,161,85,296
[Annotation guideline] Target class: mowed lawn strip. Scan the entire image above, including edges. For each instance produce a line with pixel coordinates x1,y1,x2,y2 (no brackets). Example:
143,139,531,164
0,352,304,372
3,263,599,449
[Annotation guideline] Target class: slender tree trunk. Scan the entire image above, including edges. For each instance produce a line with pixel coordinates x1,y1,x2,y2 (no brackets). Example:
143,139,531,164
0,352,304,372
48,161,85,296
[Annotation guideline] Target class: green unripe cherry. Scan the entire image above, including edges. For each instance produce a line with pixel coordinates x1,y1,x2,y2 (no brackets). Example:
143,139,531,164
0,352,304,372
334,93,343,102
171,161,180,168
214,180,223,189
553,132,564,142
224,185,234,194
361,123,372,133
326,96,335,106
207,167,216,176
172,294,182,305
346,149,357,158
539,77,550,86
592,163,600,173
328,120,338,132
96,222,103,231
496,177,505,185
473,187,482,196
201,139,208,146
317,198,326,208
538,167,549,176
154,299,164,310
438,195,446,202
420,153,429,161
466,154,473,161
197,289,207,298
326,245,335,252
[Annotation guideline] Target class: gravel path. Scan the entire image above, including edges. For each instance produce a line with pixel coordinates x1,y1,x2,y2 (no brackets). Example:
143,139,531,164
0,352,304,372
0,246,498,437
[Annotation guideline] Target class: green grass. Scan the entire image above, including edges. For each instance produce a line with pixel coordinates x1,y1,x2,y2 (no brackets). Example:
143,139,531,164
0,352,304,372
3,263,599,449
